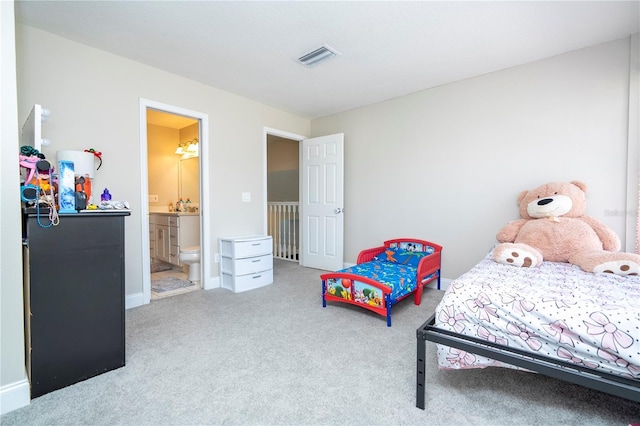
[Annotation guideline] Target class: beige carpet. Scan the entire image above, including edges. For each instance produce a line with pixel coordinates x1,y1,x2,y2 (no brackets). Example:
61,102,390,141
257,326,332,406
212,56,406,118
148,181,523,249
2,259,639,425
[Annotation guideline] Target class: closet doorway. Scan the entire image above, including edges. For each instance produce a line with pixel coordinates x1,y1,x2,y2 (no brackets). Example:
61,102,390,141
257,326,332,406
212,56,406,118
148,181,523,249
139,99,211,305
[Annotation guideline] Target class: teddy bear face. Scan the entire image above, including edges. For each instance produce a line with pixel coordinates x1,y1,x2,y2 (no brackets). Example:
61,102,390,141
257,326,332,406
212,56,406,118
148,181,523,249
525,194,573,218
518,181,587,219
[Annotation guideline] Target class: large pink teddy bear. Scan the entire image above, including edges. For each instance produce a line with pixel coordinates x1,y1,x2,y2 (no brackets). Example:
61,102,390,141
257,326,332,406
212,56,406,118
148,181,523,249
493,180,640,276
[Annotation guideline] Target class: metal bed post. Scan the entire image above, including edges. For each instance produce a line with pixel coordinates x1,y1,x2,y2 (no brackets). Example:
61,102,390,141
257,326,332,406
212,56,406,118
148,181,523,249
416,330,426,409
385,294,392,327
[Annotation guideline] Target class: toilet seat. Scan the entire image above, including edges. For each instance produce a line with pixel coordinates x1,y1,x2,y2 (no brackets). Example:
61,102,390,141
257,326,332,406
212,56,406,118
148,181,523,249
181,245,200,254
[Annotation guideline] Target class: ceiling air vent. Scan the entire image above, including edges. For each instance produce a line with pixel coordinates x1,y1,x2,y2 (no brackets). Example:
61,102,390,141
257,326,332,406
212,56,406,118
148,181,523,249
296,44,340,67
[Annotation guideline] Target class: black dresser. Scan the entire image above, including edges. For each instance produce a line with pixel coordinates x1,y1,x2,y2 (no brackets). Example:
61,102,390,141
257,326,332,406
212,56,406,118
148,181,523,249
22,210,129,398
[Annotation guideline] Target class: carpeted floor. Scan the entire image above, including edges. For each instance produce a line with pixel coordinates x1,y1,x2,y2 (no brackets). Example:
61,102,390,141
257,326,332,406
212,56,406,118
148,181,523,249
2,259,639,425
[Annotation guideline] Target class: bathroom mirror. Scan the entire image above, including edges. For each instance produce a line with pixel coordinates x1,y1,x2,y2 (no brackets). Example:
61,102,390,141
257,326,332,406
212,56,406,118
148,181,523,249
178,157,200,204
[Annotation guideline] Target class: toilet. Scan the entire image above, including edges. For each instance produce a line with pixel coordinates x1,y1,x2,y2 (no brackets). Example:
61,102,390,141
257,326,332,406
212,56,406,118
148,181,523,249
179,246,201,282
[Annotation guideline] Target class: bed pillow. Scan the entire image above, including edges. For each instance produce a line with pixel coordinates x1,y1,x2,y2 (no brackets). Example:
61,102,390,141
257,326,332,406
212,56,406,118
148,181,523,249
374,246,433,268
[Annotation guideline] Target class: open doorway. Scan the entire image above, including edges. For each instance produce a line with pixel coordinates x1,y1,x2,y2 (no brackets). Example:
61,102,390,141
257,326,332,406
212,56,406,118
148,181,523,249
267,134,300,262
147,110,201,299
264,128,305,264
139,99,211,305
264,128,345,271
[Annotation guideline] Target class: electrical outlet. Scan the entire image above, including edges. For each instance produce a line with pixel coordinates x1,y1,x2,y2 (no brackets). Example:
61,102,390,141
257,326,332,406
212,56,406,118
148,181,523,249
214,253,220,263
148,195,159,203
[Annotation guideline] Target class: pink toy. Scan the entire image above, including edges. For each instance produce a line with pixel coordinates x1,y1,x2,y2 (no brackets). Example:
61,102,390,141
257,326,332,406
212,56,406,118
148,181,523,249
19,154,40,184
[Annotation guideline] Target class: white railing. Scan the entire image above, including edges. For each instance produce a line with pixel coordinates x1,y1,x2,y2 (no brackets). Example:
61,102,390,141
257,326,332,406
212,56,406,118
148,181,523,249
268,202,299,261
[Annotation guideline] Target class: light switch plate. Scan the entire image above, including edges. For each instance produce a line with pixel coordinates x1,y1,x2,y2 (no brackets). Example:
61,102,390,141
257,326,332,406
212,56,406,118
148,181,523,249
242,192,251,202
148,194,159,203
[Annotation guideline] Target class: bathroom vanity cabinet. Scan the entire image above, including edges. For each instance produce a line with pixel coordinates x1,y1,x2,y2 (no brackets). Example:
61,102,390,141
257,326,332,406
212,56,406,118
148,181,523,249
149,213,199,266
22,210,129,398
219,235,273,292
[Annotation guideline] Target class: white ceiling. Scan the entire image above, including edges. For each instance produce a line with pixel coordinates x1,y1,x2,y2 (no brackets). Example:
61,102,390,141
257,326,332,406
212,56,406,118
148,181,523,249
14,1,640,120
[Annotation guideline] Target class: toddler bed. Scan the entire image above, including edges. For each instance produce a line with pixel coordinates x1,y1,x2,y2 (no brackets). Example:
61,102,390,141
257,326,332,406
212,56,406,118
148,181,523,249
416,248,640,408
321,238,442,327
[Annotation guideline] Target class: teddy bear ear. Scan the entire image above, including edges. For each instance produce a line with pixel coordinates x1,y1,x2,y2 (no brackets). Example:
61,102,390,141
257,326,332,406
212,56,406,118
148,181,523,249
517,190,529,204
570,180,588,193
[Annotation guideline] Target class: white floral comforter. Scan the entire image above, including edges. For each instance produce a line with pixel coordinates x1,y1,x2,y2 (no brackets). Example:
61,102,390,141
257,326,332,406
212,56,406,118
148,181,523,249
435,251,640,380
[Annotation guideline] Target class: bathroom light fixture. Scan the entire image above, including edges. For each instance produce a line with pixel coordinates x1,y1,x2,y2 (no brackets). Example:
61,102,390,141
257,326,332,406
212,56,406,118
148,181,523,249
187,138,198,153
296,44,340,67
175,138,198,157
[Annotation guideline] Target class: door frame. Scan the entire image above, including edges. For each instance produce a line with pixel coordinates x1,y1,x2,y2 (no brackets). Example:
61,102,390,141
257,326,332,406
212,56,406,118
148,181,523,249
263,127,305,264
139,98,212,304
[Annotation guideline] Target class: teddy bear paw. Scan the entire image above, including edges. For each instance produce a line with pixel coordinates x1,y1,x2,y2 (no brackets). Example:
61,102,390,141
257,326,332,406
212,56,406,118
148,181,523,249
494,244,542,268
592,260,640,277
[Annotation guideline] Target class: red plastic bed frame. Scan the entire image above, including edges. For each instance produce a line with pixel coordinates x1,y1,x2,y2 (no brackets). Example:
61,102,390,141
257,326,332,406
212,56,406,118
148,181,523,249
321,238,442,326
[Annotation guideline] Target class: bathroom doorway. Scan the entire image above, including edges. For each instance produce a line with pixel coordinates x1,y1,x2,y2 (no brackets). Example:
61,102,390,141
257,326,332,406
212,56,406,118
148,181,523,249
139,99,211,305
147,110,200,299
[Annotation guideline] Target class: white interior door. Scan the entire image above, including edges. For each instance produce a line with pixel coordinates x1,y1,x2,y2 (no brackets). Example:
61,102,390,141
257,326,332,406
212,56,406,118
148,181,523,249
301,133,344,271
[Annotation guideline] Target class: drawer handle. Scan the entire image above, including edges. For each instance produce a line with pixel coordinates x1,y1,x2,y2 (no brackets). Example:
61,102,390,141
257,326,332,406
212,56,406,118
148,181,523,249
251,259,261,263
252,275,262,279
251,243,261,246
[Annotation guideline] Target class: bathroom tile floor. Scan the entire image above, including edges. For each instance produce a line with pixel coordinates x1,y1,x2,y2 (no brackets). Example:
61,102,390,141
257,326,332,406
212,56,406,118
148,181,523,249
150,268,200,300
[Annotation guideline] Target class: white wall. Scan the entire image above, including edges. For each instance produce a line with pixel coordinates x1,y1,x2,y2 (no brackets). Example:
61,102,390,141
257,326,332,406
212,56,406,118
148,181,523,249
1,1,30,415
15,24,310,302
147,124,181,208
311,37,637,279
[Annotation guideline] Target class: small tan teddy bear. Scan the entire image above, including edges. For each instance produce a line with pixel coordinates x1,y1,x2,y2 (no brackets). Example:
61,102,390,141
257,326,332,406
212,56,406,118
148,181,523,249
492,180,640,276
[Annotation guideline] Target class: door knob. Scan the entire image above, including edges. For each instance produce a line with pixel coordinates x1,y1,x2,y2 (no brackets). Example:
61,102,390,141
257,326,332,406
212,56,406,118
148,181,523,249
334,208,343,214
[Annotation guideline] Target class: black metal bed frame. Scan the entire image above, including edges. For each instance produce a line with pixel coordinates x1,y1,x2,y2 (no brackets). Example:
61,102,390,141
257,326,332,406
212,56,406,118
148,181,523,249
416,314,640,409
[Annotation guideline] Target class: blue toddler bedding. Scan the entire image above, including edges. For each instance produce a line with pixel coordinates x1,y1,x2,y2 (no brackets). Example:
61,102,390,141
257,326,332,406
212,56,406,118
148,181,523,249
338,261,419,301
336,245,436,301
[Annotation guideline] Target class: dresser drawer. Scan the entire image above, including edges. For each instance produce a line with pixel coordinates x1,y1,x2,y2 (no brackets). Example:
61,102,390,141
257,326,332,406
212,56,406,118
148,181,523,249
221,254,272,276
221,236,272,258
221,269,273,293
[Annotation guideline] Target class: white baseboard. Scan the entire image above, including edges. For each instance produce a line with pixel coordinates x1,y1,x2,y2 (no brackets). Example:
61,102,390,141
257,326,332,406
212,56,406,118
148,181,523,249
203,276,220,290
0,377,30,415
126,276,221,310
426,277,451,291
125,292,145,310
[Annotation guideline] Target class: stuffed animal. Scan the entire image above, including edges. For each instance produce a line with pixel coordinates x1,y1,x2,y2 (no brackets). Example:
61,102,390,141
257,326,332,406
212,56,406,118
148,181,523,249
492,180,640,276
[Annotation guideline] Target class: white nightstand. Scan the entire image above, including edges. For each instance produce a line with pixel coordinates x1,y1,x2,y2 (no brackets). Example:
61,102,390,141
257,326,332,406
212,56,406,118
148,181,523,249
219,235,273,292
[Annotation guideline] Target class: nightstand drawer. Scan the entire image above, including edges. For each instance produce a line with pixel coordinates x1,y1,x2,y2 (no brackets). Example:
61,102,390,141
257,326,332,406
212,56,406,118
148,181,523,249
222,254,272,276
221,269,273,293
221,236,272,258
